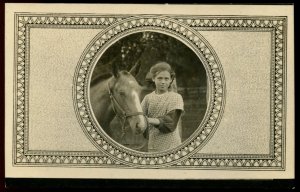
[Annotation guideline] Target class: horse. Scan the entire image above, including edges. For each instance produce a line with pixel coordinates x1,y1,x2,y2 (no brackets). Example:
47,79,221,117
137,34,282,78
89,62,147,143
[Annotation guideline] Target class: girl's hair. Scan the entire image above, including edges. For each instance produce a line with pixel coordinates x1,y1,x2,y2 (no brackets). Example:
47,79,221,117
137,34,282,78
149,62,175,80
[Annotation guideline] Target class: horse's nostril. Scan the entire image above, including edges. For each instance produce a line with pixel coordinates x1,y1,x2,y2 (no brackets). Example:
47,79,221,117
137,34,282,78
137,119,146,129
129,116,147,134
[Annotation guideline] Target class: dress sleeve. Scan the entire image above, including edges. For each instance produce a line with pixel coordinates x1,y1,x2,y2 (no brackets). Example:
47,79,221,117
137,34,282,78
167,93,184,113
155,109,182,133
154,93,184,133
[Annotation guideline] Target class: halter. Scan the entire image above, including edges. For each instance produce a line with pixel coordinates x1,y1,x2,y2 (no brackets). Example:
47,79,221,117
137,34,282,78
107,82,147,138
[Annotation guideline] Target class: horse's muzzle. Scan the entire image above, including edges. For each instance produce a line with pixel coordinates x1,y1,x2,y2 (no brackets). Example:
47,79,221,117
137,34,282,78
128,115,147,134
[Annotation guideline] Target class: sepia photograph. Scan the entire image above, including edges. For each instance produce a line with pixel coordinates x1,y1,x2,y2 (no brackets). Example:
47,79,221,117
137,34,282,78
89,31,207,152
4,3,294,183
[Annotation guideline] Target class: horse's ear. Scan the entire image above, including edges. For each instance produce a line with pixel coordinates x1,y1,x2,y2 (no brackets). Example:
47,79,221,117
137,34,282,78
112,62,119,78
129,60,141,76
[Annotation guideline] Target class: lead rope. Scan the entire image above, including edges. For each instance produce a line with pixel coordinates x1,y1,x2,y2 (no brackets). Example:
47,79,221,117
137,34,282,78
108,82,126,139
120,117,127,139
107,82,146,142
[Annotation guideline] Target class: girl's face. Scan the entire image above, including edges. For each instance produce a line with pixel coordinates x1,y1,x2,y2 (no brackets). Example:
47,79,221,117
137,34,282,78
152,70,172,94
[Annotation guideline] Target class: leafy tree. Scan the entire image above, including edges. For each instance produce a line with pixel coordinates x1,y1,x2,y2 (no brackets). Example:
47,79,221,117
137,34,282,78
92,31,206,90
92,32,208,142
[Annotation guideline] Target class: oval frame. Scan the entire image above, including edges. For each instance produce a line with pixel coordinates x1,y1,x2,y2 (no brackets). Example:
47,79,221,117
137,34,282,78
73,16,226,167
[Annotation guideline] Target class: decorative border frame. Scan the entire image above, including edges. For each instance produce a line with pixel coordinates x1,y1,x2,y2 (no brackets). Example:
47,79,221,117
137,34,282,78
13,14,286,169
74,16,225,168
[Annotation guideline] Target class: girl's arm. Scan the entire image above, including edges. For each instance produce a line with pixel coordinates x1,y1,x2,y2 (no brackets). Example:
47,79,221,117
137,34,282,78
148,109,182,133
147,117,160,126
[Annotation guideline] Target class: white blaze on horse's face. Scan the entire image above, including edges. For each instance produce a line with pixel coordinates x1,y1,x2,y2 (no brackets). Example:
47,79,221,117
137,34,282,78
130,89,146,132
131,89,143,112
124,80,146,133
113,72,147,133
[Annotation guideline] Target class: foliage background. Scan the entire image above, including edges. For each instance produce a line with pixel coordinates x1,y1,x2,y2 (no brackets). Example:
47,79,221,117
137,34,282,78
91,32,207,150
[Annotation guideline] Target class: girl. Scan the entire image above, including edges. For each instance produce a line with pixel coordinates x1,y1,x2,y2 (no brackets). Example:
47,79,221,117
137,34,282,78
141,62,184,152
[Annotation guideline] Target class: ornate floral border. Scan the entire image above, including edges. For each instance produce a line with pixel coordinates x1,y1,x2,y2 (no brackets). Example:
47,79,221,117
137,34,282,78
74,16,225,168
13,14,286,169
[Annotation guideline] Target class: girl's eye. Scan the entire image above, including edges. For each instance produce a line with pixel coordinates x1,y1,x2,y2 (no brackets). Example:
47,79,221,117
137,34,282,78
119,92,125,96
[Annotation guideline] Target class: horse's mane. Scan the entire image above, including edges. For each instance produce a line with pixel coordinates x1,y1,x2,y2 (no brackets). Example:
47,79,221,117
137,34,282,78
119,70,131,76
90,73,112,87
90,70,134,87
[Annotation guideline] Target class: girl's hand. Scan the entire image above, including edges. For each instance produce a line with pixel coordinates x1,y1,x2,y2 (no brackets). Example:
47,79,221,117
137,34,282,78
147,118,160,126
135,116,148,135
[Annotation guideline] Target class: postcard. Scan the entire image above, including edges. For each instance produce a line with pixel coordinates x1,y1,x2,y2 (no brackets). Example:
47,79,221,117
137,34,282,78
5,4,294,179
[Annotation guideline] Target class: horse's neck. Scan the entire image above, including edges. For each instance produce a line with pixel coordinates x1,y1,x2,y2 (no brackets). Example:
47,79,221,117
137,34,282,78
90,78,115,130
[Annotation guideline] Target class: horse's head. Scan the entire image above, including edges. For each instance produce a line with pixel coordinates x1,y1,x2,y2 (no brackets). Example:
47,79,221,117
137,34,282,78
108,68,147,135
